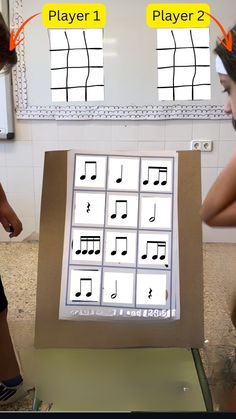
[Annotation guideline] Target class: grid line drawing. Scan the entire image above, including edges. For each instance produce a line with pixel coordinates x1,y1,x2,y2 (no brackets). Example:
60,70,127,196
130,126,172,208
157,28,211,101
49,29,105,102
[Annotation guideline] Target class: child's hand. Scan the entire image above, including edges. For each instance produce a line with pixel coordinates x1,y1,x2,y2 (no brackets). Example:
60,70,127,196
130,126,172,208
0,200,23,238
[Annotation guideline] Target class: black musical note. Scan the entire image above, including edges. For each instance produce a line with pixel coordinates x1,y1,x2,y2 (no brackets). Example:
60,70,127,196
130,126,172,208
87,202,91,213
143,166,168,186
141,240,166,261
111,280,118,299
111,236,127,256
75,278,92,298
111,200,128,220
116,165,123,184
75,236,101,255
80,161,97,181
148,288,153,299
149,203,156,223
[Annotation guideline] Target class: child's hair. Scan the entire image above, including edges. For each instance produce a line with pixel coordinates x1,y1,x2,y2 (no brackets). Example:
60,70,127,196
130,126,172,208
0,12,17,72
214,25,236,83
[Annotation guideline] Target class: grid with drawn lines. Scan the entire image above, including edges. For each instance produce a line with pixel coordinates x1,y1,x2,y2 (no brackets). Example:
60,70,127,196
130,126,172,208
49,29,104,102
157,28,211,101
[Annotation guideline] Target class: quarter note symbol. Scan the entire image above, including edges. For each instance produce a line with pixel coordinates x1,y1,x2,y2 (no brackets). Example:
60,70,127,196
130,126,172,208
141,240,166,261
75,278,92,298
111,280,118,299
116,165,123,184
80,161,97,181
111,236,127,256
111,200,128,220
75,236,101,255
143,166,168,186
149,203,156,223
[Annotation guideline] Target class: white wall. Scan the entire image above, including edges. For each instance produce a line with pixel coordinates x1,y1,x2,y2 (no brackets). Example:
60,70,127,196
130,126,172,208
0,116,235,243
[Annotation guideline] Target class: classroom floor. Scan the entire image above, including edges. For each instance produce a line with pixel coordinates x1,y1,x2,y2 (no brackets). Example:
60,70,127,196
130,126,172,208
0,242,236,411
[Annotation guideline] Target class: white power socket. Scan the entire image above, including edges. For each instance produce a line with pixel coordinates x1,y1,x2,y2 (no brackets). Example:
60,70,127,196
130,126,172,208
191,140,213,152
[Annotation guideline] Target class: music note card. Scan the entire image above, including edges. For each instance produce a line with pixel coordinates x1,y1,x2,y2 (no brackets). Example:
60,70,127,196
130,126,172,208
108,157,140,191
141,159,173,193
140,196,172,230
71,229,103,263
111,200,128,220
138,233,170,267
74,192,106,226
75,278,92,298
76,236,101,256
102,270,135,305
75,155,107,188
80,161,97,181
111,237,128,256
107,194,138,228
105,231,137,265
69,268,101,303
60,151,179,321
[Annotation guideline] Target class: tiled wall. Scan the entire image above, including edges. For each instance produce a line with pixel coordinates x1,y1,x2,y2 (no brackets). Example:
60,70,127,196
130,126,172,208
0,117,235,242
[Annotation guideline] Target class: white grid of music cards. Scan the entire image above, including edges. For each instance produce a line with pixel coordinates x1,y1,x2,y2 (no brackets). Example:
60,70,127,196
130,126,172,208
59,151,180,321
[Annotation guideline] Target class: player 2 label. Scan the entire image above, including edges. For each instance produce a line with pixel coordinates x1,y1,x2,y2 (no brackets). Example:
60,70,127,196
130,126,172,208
42,4,106,28
147,3,210,28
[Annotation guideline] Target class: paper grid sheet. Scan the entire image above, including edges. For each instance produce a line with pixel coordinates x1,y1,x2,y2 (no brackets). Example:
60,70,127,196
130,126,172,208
59,152,180,321
49,29,104,102
157,28,211,101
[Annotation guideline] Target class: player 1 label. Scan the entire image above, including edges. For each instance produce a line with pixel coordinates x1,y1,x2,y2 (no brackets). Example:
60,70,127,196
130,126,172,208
42,4,106,28
147,3,210,28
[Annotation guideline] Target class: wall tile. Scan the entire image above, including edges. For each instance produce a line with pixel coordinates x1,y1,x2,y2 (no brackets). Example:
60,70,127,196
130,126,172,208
203,224,236,243
139,121,165,141
193,120,220,141
201,141,219,168
138,141,165,152
59,140,112,153
218,141,236,167
5,142,33,167
165,141,190,151
58,121,112,142
14,118,32,141
111,121,139,142
31,120,58,142
165,120,193,141
6,167,34,194
0,167,8,192
220,120,236,141
0,143,6,166
110,141,138,152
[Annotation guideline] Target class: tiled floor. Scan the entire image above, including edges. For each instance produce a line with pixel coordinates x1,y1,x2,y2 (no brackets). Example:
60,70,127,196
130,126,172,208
0,242,236,411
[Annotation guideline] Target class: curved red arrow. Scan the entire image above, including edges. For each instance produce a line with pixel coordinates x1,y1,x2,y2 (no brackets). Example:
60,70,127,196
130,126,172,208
205,12,232,52
10,12,41,51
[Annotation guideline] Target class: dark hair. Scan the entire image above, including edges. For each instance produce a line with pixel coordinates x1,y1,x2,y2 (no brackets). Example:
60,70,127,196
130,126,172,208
0,12,17,72
214,25,236,83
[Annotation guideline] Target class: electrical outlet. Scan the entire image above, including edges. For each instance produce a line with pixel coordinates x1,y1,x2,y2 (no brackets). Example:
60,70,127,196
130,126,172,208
191,140,213,152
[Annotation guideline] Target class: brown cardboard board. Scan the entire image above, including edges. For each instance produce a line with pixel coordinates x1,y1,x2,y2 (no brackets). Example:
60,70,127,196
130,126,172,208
35,150,203,348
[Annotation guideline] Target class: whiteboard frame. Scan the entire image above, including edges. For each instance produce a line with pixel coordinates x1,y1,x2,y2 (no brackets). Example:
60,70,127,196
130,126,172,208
11,0,229,121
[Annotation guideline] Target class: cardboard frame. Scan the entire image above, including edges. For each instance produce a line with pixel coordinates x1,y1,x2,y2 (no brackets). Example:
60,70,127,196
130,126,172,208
35,150,203,348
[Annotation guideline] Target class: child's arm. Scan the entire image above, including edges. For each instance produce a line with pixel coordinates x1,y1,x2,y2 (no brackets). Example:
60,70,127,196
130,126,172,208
200,153,236,226
0,183,22,237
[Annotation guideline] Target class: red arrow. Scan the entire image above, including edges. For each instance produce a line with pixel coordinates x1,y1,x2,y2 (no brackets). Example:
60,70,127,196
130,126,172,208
10,12,41,51
205,12,232,52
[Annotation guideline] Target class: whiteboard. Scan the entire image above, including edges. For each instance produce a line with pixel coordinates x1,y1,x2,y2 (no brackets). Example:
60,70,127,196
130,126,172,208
10,0,234,120
0,0,14,138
